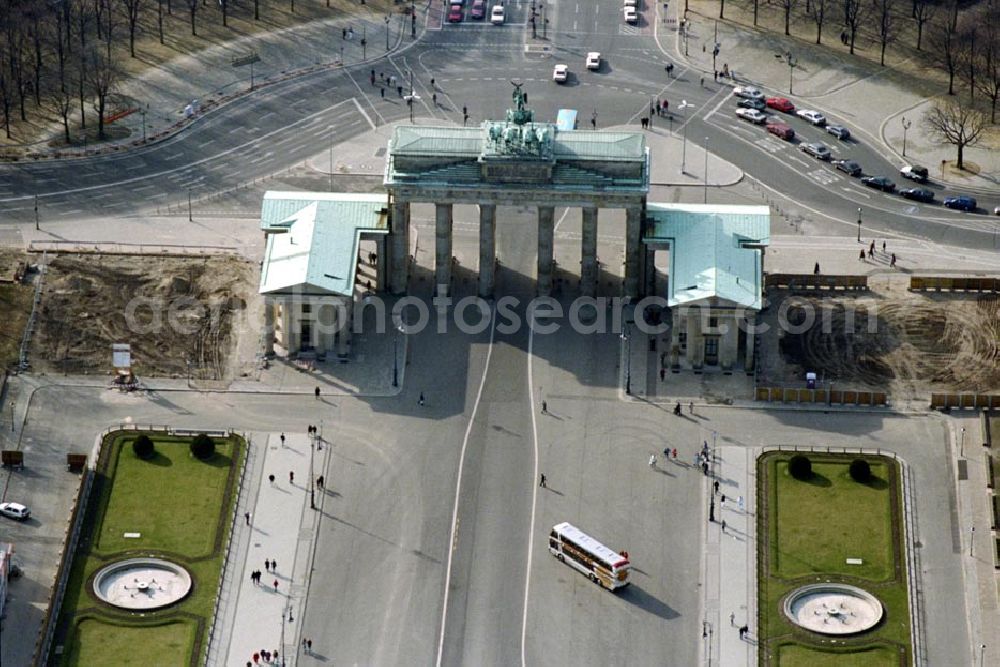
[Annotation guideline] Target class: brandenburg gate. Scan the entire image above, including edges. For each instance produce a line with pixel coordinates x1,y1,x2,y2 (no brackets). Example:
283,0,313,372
383,84,650,298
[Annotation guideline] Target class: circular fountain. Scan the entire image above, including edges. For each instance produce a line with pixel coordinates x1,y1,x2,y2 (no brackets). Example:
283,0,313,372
783,583,883,635
92,557,192,610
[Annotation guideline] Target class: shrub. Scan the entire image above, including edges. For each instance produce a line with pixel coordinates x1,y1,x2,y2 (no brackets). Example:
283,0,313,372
132,435,155,460
788,455,813,480
849,458,872,482
190,433,215,460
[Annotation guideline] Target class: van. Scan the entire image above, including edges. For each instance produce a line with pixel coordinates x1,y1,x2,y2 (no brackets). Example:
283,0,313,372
766,123,794,141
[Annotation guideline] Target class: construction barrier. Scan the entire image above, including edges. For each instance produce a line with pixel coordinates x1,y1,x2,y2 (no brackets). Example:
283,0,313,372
930,394,1000,410
765,274,869,291
910,276,1000,293
755,386,887,406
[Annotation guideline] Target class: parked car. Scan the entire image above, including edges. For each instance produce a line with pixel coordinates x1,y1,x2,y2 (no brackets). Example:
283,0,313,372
861,176,896,192
586,52,601,70
0,502,30,521
737,97,766,111
834,159,862,176
624,0,639,5
624,6,639,22
800,142,831,160
447,4,463,21
470,0,487,19
735,108,767,125
944,195,977,211
900,164,929,182
900,187,935,203
826,125,851,140
766,122,795,141
766,97,795,113
553,64,568,83
796,109,827,126
734,85,765,100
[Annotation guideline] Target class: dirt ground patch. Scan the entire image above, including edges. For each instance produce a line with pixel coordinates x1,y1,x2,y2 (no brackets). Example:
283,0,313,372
0,249,33,369
758,285,1000,399
30,253,257,379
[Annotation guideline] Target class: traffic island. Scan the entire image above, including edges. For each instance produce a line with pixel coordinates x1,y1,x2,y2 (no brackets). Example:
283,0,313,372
756,451,914,666
49,430,246,667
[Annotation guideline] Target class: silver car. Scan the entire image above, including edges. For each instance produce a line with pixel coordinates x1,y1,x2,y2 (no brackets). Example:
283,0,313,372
801,142,831,160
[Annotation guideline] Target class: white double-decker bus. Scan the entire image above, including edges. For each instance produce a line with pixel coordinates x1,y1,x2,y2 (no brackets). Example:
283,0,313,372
548,522,631,590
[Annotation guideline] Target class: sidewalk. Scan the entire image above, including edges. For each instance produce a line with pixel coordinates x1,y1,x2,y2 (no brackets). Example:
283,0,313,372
215,431,329,667
666,5,1000,193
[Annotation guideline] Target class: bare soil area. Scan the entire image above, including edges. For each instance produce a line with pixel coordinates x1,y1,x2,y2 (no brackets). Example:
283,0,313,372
30,254,257,379
0,249,33,369
758,285,1000,398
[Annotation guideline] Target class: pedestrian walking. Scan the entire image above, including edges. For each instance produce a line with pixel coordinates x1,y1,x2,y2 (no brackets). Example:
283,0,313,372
253,653,260,665
702,461,709,476
431,77,436,87
273,579,279,592
307,639,313,652
268,474,275,485
689,401,694,413
302,638,308,652
869,240,875,255
730,612,735,626
265,559,271,572
739,624,749,639
289,471,295,485
541,400,547,414
721,519,727,533
714,70,718,81
317,475,325,489
397,85,403,97
700,76,705,87
245,511,251,525
721,494,726,505
380,86,385,98
272,559,277,571
380,72,385,81
674,401,682,415
814,261,821,274
649,454,657,468
882,240,886,253
315,386,320,399
890,252,897,267
714,479,720,495
539,473,547,487
659,367,665,381
280,432,285,446
418,392,425,406
859,249,866,261
672,448,677,459
249,570,255,584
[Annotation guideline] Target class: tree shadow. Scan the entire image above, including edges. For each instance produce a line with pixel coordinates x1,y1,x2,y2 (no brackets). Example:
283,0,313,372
798,472,832,488
138,451,173,467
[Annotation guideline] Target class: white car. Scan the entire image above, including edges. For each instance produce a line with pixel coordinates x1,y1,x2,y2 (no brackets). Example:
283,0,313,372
624,6,639,22
796,109,827,126
586,52,601,70
553,64,568,83
735,108,767,125
490,5,505,23
0,502,30,521
734,85,765,101
623,0,638,6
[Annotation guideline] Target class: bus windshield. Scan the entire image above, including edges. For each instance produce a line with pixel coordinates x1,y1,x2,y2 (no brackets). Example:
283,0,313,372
556,109,578,131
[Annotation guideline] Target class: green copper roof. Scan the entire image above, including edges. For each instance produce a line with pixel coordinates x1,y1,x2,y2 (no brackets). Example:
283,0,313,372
259,191,388,297
644,203,770,310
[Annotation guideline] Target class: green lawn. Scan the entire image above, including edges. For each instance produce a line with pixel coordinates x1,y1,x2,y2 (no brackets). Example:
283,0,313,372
776,643,901,667
773,460,893,581
759,453,912,666
66,619,196,667
55,432,243,667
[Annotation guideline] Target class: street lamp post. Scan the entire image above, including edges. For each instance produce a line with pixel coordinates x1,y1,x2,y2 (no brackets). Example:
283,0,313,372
140,108,147,142
385,14,391,51
621,325,631,395
856,207,862,243
961,426,966,458
901,116,912,157
309,432,316,510
970,525,976,557
703,136,710,203
785,51,797,95
679,100,692,173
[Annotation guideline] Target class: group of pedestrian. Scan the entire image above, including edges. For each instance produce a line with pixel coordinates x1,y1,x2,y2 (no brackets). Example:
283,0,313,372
301,638,314,654
247,568,278,593
248,648,280,665
264,558,279,573
858,239,897,267
341,26,355,40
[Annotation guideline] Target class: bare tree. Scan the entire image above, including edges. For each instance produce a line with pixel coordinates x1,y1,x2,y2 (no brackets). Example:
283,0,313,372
928,17,959,94
811,0,828,44
912,0,936,50
120,0,144,57
781,0,798,35
45,70,76,143
973,6,1000,122
0,17,12,138
157,0,164,43
102,0,116,60
187,0,198,36
220,0,229,26
86,46,120,139
872,0,897,66
844,0,867,54
253,0,260,21
94,0,106,41
924,98,986,170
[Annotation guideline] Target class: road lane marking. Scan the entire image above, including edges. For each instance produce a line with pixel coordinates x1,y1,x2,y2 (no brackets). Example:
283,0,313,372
521,315,541,667
435,309,498,667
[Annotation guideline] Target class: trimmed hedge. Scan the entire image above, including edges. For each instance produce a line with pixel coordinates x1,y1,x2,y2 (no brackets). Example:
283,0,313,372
849,458,872,483
132,435,155,460
190,433,215,460
788,455,813,480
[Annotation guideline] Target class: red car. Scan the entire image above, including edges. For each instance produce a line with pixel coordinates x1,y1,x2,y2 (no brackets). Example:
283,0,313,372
470,0,486,18
766,122,795,141
447,3,463,21
766,97,795,113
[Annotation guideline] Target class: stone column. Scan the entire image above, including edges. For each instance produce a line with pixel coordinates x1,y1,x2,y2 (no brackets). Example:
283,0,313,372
624,206,643,297
581,207,598,297
744,312,756,372
435,203,454,297
264,299,276,355
279,300,292,353
686,308,703,369
479,204,497,298
719,314,739,371
389,201,410,294
537,205,555,296
337,297,353,358
377,234,388,291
